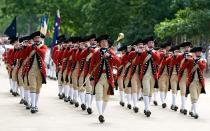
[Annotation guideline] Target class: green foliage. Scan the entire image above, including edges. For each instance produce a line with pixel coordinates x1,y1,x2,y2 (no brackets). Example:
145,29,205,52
155,0,210,42
0,0,210,44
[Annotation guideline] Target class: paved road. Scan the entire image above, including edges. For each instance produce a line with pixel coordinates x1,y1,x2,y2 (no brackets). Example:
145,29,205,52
0,64,210,131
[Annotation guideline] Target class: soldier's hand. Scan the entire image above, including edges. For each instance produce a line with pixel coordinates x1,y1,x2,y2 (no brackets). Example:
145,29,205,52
104,53,110,58
32,44,37,49
145,45,149,51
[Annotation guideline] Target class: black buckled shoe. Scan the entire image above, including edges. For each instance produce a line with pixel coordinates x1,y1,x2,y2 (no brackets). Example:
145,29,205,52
189,111,194,117
16,92,19,96
12,92,17,96
75,102,79,108
35,107,39,113
31,107,36,114
98,115,105,123
153,101,158,106
19,99,25,104
174,106,178,111
59,95,63,99
120,101,125,107
162,103,167,108
127,104,132,109
64,97,69,102
193,113,199,119
144,110,146,115
23,100,28,106
145,110,151,117
69,99,74,105
133,107,139,113
138,97,143,101
26,104,31,110
87,108,93,114
180,109,184,114
10,89,13,93
81,104,87,110
183,109,187,115
170,105,174,110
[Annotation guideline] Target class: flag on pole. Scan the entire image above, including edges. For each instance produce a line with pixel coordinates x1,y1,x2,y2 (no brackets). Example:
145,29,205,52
44,22,52,47
4,17,17,37
51,9,61,48
40,15,48,35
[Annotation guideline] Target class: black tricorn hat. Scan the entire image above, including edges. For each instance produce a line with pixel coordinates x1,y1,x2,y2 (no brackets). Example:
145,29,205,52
131,41,137,46
96,34,109,42
67,37,72,42
180,41,192,47
30,31,45,39
64,37,69,43
169,45,180,52
164,40,172,47
71,36,81,43
159,39,171,48
19,35,31,43
86,34,96,41
190,47,202,52
9,36,19,44
132,38,144,46
144,36,154,43
160,43,166,49
118,45,127,51
57,34,66,43
80,36,87,42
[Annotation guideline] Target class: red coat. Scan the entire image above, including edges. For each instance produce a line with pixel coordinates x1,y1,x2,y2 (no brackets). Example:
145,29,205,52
127,51,142,80
16,48,23,72
25,44,47,84
89,48,121,95
70,49,82,75
157,55,171,79
66,49,74,75
177,53,189,81
55,49,64,72
139,50,160,80
117,52,132,80
80,47,96,78
168,55,181,77
51,45,60,62
61,47,71,72
186,58,206,94
8,48,15,67
21,45,32,77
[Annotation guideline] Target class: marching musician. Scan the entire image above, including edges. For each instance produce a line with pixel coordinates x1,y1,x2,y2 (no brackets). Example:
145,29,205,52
88,35,120,123
187,47,206,119
26,31,47,113
177,42,192,115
